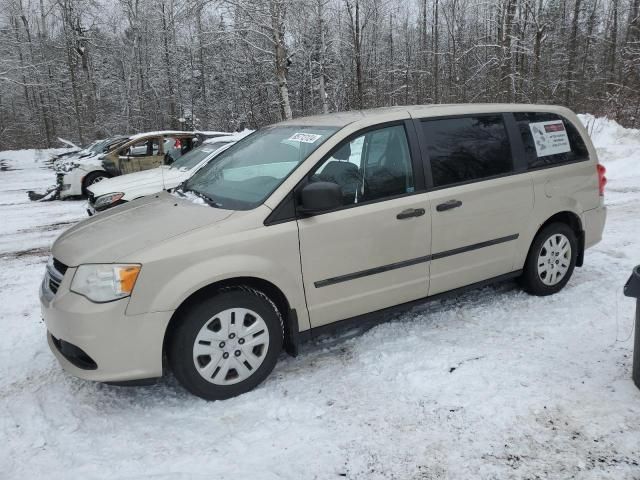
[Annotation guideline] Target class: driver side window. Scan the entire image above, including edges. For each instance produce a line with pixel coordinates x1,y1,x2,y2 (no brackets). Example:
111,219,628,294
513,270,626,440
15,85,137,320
311,124,414,206
125,138,159,157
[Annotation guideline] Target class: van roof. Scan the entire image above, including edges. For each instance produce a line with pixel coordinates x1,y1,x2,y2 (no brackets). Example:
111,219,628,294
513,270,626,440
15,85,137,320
203,129,254,145
277,103,573,128
128,130,233,141
128,131,196,141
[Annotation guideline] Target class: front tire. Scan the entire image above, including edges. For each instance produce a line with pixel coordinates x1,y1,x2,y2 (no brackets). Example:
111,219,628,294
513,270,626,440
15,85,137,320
168,287,284,400
521,223,577,296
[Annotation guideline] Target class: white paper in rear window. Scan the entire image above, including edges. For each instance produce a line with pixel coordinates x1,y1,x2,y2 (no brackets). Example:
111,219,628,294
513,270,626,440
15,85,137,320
529,120,571,157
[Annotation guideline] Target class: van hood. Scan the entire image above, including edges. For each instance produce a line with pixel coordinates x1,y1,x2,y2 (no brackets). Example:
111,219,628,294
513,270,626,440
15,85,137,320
52,192,234,266
88,166,186,197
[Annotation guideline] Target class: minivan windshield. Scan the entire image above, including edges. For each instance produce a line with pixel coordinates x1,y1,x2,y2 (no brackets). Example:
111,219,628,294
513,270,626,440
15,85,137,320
182,125,338,210
170,143,230,171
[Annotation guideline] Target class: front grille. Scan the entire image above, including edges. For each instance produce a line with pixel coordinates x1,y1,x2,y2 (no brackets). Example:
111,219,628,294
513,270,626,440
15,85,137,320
45,258,68,296
53,258,68,276
49,276,61,294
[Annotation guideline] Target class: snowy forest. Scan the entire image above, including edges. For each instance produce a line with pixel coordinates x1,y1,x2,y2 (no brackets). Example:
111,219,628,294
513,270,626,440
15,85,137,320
0,0,639,150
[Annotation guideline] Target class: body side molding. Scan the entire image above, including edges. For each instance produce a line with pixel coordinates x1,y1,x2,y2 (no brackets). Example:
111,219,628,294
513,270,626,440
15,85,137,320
314,234,519,288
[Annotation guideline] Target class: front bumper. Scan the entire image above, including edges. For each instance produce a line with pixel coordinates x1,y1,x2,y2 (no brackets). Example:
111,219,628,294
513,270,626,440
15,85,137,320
40,268,173,382
58,169,84,199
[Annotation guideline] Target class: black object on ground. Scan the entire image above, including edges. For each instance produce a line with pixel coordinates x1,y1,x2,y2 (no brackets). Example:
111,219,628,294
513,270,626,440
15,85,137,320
623,265,640,390
27,187,58,201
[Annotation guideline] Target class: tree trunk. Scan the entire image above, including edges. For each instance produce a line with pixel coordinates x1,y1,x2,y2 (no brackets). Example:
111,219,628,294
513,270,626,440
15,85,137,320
346,0,364,109
161,1,177,129
270,0,293,120
60,2,84,145
564,0,582,107
500,0,518,102
433,0,439,103
20,13,52,146
604,0,618,89
622,0,640,92
532,25,545,103
195,3,208,123
317,0,329,113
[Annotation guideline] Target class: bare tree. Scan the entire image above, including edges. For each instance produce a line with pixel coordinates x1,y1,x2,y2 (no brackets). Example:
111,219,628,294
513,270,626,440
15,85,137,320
1,0,640,149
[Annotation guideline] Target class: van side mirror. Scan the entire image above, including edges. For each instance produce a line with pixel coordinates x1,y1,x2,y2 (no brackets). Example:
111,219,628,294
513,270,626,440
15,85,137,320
298,181,342,216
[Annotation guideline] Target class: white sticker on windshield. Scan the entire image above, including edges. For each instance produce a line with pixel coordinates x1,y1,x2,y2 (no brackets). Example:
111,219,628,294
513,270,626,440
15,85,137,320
529,120,571,157
288,132,323,143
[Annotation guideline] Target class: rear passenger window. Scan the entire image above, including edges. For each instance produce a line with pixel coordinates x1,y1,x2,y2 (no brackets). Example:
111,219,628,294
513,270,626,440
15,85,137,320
514,112,589,169
421,115,513,188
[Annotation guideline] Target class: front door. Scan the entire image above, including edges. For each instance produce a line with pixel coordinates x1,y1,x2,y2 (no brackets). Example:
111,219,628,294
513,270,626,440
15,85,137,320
297,123,431,328
120,137,162,174
419,114,535,295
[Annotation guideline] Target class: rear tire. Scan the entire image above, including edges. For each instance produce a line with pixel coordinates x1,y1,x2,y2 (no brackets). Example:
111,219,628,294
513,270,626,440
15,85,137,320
520,223,577,296
168,287,283,400
82,171,110,196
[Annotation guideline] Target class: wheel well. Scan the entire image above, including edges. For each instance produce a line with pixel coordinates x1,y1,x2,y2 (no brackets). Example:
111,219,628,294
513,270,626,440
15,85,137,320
82,170,110,191
535,211,585,266
162,277,292,361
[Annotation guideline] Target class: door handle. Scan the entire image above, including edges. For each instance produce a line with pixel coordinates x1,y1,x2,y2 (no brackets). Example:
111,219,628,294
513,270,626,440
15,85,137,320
396,208,426,220
436,199,463,212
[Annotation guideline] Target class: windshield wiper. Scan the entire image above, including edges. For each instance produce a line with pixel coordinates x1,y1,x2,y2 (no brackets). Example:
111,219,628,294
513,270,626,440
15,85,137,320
176,183,221,207
191,189,223,208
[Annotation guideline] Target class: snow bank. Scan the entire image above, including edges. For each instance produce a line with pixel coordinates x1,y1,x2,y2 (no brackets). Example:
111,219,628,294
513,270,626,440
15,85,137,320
578,114,640,205
0,148,73,168
578,113,640,148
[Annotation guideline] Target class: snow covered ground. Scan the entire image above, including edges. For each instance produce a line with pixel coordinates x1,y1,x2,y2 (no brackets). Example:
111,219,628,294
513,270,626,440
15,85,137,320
1,118,639,479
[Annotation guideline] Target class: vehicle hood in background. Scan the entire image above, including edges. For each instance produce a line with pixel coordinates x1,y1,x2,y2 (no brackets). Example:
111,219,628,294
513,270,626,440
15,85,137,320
52,192,234,265
88,167,186,197
54,153,103,173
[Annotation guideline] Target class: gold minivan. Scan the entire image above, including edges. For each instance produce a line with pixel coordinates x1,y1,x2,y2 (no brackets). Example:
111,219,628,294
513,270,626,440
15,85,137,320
40,104,607,400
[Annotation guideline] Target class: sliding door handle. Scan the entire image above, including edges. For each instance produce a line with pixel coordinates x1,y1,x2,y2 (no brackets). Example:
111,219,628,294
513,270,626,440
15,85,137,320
436,199,463,212
396,208,426,220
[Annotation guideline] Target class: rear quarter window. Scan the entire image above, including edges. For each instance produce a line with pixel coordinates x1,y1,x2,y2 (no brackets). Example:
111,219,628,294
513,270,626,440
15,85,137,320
514,112,589,169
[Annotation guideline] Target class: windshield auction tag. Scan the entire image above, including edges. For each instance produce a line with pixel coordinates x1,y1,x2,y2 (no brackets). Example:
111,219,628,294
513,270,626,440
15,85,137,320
288,132,322,143
529,120,571,157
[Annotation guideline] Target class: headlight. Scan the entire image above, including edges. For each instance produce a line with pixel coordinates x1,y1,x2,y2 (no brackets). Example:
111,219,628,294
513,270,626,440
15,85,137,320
71,264,141,303
94,192,124,209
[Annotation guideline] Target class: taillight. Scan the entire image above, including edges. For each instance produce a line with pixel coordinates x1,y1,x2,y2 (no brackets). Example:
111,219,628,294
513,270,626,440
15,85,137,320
174,139,182,149
597,163,607,196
